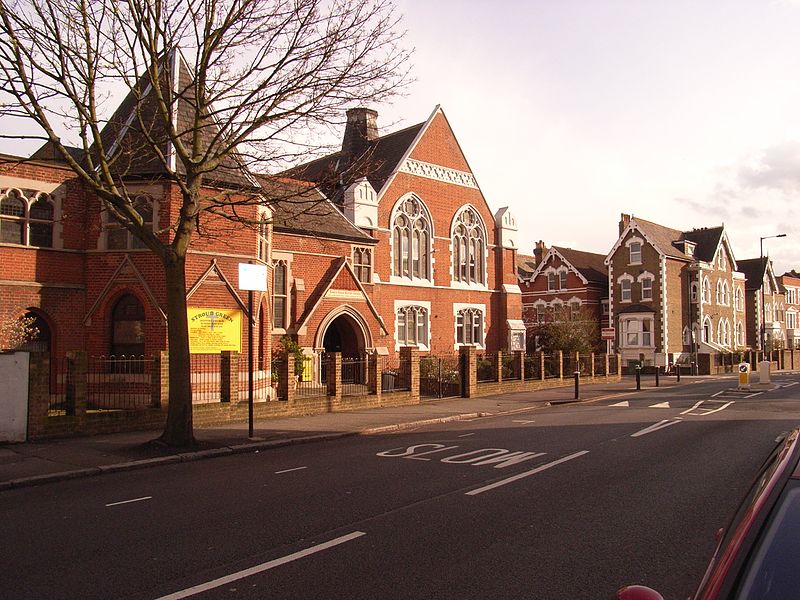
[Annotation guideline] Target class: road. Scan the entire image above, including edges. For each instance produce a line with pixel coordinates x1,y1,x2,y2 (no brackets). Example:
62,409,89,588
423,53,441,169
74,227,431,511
2,374,799,599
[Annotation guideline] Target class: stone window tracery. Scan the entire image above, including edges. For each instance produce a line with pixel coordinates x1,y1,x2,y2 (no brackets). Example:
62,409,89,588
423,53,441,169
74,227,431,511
0,189,55,247
452,206,486,285
392,196,431,280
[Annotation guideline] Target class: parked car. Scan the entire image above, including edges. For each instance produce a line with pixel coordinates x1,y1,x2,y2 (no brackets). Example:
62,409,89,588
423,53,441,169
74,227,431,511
616,427,800,599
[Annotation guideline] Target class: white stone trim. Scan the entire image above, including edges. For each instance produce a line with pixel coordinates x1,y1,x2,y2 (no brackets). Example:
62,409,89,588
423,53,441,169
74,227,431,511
399,158,478,189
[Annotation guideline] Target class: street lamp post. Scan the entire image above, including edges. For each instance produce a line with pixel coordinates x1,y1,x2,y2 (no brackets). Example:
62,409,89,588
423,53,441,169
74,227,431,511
760,234,787,353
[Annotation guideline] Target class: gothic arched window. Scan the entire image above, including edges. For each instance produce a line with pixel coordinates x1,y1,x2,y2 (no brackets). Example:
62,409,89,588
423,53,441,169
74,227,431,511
392,196,431,280
452,206,486,285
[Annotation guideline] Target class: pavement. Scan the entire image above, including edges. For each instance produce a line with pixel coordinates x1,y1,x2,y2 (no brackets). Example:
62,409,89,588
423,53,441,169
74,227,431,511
0,374,705,491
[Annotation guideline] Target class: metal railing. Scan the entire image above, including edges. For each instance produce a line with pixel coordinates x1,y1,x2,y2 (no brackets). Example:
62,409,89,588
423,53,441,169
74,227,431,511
420,354,462,399
476,353,496,382
341,354,368,397
87,355,152,410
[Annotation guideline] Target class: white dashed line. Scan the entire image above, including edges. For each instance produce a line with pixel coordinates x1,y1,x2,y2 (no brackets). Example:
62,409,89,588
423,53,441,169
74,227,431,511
275,466,308,474
105,496,152,507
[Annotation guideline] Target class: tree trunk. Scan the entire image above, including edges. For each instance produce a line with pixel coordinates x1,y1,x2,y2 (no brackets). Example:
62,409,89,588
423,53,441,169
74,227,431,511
158,253,195,447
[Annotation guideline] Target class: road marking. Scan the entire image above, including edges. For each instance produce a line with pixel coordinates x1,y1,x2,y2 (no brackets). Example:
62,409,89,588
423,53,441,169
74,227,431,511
458,433,475,438
465,451,589,496
781,382,799,388
680,400,734,416
105,496,152,507
512,419,536,424
649,402,671,409
275,466,308,474
610,401,629,407
156,531,366,600
745,392,763,398
711,390,724,398
631,419,682,437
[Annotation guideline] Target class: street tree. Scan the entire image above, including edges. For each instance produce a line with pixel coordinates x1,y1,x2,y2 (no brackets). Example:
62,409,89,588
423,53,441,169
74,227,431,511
0,0,410,446
527,306,601,355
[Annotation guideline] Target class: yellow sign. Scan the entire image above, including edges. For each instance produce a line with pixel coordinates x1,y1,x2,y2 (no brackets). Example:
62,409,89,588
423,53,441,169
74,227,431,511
188,308,242,354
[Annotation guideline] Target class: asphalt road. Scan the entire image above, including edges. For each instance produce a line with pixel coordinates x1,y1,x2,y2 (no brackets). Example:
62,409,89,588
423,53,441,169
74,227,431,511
2,374,799,600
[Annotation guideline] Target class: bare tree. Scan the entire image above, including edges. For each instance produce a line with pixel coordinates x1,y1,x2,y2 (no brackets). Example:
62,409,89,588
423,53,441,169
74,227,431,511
0,0,410,445
527,306,602,355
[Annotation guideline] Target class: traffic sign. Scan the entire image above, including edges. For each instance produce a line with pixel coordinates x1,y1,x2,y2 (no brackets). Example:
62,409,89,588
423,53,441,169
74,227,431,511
601,327,615,341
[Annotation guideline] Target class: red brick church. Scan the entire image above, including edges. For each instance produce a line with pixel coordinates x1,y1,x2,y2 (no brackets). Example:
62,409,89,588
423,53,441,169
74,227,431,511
0,59,523,388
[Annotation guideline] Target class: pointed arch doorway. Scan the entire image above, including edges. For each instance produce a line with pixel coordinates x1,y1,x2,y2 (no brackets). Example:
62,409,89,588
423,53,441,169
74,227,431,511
316,307,372,384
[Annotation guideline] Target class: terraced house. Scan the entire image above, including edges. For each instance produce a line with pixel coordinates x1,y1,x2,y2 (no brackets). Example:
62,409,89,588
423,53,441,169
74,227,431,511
781,271,800,349
738,258,786,351
605,214,746,369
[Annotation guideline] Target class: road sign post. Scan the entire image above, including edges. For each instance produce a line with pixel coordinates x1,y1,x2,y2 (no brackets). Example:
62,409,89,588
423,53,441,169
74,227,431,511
239,263,268,439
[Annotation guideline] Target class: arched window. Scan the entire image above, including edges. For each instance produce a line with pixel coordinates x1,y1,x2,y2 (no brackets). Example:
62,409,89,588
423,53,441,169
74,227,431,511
111,294,145,358
396,305,429,348
691,282,699,303
717,319,730,347
703,317,712,344
456,307,484,346
0,189,55,247
702,277,711,304
735,287,744,311
392,196,431,280
736,322,744,347
452,207,486,285
272,261,288,330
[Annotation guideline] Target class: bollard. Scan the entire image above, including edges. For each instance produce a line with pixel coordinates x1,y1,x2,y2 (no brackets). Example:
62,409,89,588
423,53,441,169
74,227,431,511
676,364,681,382
635,366,641,390
574,371,580,400
655,367,660,387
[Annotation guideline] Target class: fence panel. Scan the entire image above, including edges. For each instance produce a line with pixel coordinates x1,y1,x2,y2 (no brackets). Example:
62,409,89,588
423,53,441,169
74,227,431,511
295,354,325,398
341,354,368,397
502,353,521,380
476,353,497,383
543,354,560,378
191,353,222,404
380,355,411,393
578,354,592,376
87,355,152,410
420,354,462,399
236,355,270,402
608,354,619,375
49,355,72,416
593,354,606,376
523,354,541,380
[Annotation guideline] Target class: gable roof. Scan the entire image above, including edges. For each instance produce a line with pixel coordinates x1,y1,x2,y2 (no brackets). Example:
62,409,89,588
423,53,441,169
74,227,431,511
682,226,725,263
516,253,537,280
282,121,424,206
553,247,608,285
95,50,254,188
738,258,770,292
259,176,375,244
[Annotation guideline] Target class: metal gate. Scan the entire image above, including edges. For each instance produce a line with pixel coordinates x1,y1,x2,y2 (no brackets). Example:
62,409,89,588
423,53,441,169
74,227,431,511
420,354,463,400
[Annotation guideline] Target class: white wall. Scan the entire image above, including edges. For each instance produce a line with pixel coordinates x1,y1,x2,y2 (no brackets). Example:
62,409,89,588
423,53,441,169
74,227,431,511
0,352,29,442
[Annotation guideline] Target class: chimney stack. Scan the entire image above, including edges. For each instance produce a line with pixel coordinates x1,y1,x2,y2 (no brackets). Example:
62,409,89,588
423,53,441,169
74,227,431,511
534,240,547,265
619,213,631,236
342,108,379,161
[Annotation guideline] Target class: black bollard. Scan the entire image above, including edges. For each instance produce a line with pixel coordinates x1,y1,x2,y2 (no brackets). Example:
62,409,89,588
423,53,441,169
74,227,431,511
676,364,681,382
574,370,580,400
636,366,641,390
655,367,660,387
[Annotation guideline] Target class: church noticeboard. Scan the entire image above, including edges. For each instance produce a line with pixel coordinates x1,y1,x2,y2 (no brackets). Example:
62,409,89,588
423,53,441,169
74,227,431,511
187,308,242,354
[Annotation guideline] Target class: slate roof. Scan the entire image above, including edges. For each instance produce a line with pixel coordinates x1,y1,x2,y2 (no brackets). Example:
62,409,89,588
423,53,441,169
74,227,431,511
93,51,253,188
282,122,424,205
630,217,724,263
553,246,608,285
30,141,84,164
738,258,768,291
259,176,375,244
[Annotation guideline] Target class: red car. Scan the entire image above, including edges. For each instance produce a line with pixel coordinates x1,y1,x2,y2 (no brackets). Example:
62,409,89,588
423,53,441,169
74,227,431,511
617,427,800,600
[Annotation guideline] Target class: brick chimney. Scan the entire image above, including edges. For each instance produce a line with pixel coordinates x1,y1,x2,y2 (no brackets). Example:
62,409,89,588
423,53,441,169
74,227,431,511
342,108,379,160
533,240,547,265
619,213,631,236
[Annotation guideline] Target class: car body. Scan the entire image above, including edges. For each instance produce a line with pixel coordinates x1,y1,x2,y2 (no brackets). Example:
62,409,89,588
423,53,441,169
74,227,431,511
616,427,800,600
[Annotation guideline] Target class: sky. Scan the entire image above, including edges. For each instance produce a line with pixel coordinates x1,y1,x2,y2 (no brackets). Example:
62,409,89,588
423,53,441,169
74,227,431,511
2,0,798,273
376,0,800,274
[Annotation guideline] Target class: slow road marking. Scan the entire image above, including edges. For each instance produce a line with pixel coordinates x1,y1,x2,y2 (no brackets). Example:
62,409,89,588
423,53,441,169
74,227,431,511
466,451,589,496
156,531,366,599
680,400,734,416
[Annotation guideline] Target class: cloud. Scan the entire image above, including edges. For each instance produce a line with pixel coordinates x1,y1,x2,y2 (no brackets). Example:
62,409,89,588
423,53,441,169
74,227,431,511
738,141,800,191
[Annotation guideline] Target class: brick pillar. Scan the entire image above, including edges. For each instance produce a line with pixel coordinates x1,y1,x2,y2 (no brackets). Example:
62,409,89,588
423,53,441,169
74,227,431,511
280,353,295,403
590,352,596,377
605,353,610,378
327,352,341,401
539,351,545,381
368,352,380,397
66,351,88,416
151,351,169,408
496,350,504,383
400,346,419,403
616,353,622,376
27,351,50,438
558,350,564,379
220,351,239,403
515,351,525,382
460,345,477,397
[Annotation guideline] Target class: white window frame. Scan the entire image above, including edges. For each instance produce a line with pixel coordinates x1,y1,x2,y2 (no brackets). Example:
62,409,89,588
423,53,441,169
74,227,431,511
450,205,487,288
390,194,433,283
618,274,634,303
625,236,643,265
272,259,290,332
394,301,431,350
702,276,711,304
619,315,654,348
0,188,58,248
454,303,485,349
352,246,373,284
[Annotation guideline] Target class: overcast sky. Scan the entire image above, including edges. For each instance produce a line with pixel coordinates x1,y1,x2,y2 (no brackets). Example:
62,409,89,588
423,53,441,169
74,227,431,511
379,0,800,274
2,1,798,273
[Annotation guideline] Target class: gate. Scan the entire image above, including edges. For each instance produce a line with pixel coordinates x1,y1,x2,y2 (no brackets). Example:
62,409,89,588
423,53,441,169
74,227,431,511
420,354,462,399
